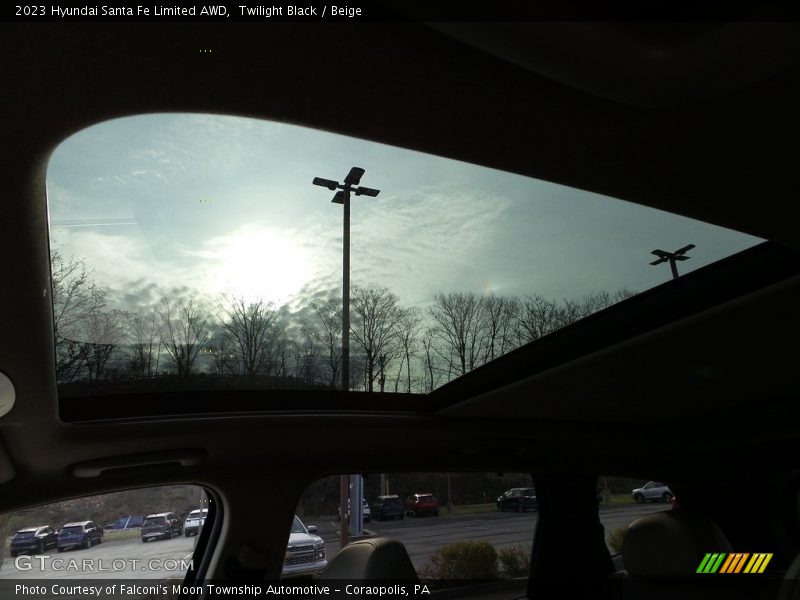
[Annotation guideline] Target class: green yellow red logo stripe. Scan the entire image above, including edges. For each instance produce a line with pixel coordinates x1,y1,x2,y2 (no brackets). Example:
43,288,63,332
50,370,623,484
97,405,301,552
697,553,773,574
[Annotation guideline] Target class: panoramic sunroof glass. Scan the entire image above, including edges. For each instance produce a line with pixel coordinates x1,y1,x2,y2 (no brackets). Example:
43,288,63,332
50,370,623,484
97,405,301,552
46,114,762,398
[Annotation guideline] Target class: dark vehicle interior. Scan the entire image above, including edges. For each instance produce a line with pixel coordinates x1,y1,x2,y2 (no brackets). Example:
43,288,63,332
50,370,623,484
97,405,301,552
2,13,800,600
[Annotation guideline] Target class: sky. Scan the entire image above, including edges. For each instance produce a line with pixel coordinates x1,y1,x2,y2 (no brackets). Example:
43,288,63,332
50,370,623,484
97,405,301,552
46,113,762,318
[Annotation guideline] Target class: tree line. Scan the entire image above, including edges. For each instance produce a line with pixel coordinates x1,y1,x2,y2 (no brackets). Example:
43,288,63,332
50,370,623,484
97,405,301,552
298,472,536,517
52,251,635,393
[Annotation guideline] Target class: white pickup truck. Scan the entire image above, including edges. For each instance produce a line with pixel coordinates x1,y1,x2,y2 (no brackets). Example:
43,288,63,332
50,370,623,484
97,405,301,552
283,515,327,578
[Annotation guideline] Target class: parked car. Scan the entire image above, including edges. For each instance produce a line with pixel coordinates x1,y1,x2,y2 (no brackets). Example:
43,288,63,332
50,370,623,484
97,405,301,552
282,515,327,578
141,512,182,542
9,526,58,556
631,481,674,503
184,508,208,537
361,499,371,522
406,493,439,517
337,498,371,522
371,495,405,521
497,488,537,512
56,521,102,552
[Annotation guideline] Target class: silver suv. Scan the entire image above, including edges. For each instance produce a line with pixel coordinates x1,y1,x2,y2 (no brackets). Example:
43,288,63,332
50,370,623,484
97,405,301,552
184,508,208,537
632,481,673,503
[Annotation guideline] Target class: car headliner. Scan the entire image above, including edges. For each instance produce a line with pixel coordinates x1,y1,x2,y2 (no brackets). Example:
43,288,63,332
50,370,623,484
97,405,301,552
1,20,800,581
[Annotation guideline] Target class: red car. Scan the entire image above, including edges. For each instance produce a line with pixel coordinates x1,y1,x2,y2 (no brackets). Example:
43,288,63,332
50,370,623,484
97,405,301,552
406,493,440,517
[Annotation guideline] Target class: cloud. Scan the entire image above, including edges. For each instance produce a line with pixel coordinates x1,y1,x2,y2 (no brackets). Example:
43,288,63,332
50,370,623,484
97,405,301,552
117,279,161,308
293,183,512,306
46,112,762,326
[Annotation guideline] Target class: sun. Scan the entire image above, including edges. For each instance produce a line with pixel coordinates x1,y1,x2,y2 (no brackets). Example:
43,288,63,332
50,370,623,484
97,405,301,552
206,227,311,305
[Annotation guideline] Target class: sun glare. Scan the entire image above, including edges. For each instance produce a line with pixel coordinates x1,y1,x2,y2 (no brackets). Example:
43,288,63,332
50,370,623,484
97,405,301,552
204,228,311,305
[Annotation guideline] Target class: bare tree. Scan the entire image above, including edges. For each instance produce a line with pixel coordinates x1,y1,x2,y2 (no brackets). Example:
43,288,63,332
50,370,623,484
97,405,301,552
378,352,388,392
516,289,637,346
206,327,236,376
272,336,290,378
393,307,422,393
295,321,322,383
125,306,161,378
50,251,109,383
579,288,637,317
350,287,404,392
313,298,342,389
158,297,210,377
481,294,520,363
429,292,487,377
219,295,281,376
348,350,367,392
79,310,125,382
516,294,571,344
420,329,443,393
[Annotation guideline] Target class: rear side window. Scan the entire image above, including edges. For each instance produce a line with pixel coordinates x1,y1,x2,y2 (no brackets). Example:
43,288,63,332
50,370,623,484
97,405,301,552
59,526,83,534
144,516,166,524
0,485,212,579
294,472,537,587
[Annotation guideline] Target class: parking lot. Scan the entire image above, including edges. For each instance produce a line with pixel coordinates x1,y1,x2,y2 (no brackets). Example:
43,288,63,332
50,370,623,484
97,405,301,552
0,534,195,579
1,503,668,578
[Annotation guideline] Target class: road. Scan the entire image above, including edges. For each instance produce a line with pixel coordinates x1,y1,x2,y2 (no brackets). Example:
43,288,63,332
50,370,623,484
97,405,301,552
0,503,668,579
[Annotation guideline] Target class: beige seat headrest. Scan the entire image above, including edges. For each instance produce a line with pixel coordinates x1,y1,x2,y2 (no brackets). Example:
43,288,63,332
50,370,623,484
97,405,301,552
623,511,733,580
319,537,419,581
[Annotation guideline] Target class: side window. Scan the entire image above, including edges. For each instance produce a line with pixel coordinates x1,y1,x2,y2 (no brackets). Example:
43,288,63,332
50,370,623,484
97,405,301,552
0,485,211,579
600,476,674,557
293,472,537,588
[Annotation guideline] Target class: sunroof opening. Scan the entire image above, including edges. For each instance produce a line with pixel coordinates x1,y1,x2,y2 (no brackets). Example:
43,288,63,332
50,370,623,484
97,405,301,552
46,113,762,398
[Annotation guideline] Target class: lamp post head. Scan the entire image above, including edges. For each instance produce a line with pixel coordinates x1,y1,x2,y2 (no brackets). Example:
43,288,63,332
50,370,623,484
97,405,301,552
344,167,365,186
355,186,380,197
313,177,339,191
314,167,379,202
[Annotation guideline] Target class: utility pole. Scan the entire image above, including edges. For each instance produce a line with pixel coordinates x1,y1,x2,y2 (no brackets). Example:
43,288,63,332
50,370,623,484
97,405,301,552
650,244,695,279
313,167,380,544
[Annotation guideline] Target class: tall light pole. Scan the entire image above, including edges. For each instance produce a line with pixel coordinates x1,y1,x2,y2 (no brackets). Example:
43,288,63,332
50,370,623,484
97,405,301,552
312,167,380,544
313,167,380,391
650,244,695,279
